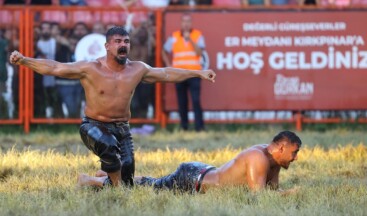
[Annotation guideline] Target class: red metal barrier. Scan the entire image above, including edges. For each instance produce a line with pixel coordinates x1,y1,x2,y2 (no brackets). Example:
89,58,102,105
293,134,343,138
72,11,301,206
2,6,367,132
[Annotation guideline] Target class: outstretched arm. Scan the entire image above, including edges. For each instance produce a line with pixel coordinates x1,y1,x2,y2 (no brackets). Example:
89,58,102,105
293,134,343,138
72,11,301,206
9,50,86,79
142,63,216,83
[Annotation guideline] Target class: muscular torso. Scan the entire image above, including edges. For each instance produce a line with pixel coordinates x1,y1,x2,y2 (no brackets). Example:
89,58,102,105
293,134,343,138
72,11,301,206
80,58,147,122
202,144,280,192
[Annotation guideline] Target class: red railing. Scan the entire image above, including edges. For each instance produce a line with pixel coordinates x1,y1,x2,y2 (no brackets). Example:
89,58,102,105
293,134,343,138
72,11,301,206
0,5,367,132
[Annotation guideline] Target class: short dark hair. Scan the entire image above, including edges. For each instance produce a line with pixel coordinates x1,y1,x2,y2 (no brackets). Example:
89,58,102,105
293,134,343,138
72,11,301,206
106,26,129,41
272,131,302,147
73,22,89,29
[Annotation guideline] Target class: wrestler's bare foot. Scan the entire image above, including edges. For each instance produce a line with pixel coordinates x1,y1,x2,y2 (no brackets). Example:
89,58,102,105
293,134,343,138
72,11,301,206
77,173,105,188
95,170,108,177
77,173,91,187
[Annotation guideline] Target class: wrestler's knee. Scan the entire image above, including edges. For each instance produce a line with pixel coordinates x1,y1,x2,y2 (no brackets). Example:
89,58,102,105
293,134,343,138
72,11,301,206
80,125,110,154
79,125,97,153
80,126,122,172
99,143,123,173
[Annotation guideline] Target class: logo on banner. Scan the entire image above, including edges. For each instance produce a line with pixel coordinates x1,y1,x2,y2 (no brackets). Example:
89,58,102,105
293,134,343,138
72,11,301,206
274,74,314,100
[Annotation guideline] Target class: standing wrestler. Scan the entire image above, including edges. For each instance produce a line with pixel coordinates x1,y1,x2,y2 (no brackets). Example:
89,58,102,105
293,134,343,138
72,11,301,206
78,131,301,194
9,26,216,187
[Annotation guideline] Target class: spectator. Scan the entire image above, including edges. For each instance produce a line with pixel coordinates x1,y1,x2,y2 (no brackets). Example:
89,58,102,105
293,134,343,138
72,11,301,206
32,25,45,118
268,0,293,5
86,0,137,7
212,0,241,6
3,0,25,4
92,22,105,35
30,0,57,4
0,29,8,118
51,22,71,49
105,23,115,31
130,22,149,63
50,23,83,118
299,0,317,5
318,0,350,6
36,21,62,118
70,22,90,117
270,0,293,5
130,21,155,118
71,22,89,41
169,0,186,5
241,0,270,6
3,28,19,119
85,0,141,26
145,12,156,67
55,35,83,118
140,0,170,7
170,0,211,5
162,13,206,131
60,0,87,5
197,0,212,4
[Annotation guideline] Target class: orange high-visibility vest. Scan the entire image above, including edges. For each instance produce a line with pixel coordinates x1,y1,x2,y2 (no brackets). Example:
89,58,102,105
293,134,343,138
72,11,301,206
172,29,202,70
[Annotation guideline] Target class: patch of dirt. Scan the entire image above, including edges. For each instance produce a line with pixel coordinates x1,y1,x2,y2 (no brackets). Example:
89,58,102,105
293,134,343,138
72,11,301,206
0,167,14,181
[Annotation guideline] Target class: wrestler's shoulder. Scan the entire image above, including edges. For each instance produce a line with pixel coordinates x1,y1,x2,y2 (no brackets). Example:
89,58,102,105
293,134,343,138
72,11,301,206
239,145,268,160
127,60,151,72
127,60,148,67
77,58,103,68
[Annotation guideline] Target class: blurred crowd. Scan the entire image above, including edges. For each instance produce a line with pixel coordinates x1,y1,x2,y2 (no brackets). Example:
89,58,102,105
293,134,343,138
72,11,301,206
1,0,367,121
1,0,367,7
0,0,367,8
0,5,157,119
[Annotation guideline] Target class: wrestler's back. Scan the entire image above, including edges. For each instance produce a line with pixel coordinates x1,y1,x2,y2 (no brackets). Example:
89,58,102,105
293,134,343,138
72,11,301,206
80,58,146,122
204,144,270,189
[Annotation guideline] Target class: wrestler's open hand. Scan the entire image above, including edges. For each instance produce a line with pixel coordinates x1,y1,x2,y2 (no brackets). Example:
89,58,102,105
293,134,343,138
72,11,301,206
9,50,25,65
201,69,216,83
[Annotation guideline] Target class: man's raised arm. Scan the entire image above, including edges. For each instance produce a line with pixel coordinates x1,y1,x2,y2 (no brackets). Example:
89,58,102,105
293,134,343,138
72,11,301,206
9,50,86,79
142,63,216,83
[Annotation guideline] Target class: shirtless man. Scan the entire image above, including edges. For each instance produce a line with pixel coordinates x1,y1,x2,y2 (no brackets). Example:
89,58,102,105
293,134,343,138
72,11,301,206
78,130,301,193
9,26,216,188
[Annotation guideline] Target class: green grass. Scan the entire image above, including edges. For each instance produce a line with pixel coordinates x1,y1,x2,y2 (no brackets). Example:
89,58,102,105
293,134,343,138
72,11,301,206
0,129,366,215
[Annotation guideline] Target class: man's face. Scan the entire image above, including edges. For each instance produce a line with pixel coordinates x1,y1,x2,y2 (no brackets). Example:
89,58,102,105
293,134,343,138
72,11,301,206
105,34,130,65
278,141,300,169
93,23,105,34
40,23,52,40
51,25,60,37
73,24,88,39
181,15,192,32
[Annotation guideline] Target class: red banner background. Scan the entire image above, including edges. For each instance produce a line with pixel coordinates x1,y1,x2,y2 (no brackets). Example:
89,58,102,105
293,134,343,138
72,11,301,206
163,10,367,111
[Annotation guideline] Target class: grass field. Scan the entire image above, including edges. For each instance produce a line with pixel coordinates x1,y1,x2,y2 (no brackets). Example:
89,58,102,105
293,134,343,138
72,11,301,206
0,128,366,215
